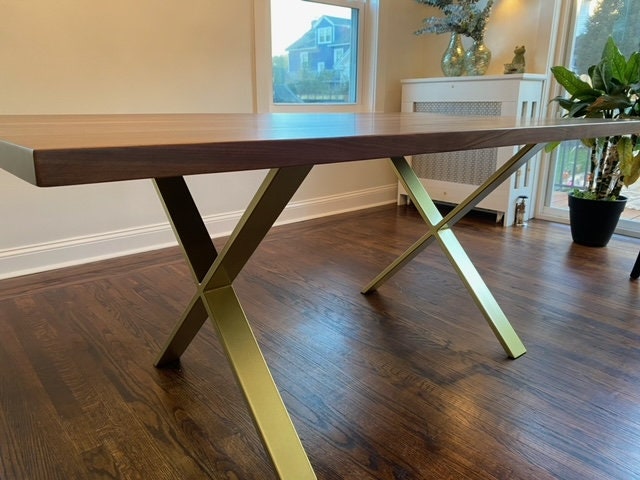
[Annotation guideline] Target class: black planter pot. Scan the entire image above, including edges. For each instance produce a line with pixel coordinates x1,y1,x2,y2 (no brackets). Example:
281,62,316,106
568,193,627,247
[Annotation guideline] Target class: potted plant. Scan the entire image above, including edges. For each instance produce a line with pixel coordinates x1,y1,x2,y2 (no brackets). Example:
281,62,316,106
548,36,640,247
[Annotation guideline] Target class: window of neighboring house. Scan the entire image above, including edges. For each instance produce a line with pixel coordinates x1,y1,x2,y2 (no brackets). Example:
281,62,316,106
317,26,332,44
542,0,640,235
258,0,375,111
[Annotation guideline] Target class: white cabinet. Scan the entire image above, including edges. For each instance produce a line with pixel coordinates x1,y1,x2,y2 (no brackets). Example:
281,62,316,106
400,74,546,225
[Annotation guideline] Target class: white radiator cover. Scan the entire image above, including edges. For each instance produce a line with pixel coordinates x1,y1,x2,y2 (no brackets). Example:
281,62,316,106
400,74,547,226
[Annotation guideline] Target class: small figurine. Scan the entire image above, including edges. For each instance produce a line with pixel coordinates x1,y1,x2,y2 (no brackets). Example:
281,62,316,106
515,196,527,226
504,45,526,74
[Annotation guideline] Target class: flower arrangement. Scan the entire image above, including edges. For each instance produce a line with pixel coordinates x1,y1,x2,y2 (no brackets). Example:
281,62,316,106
414,0,494,42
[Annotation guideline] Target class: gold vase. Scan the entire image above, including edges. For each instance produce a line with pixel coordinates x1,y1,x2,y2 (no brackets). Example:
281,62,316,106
441,33,465,77
464,39,492,76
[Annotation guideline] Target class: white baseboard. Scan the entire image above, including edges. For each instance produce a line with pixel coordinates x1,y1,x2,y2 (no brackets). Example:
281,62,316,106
0,184,396,280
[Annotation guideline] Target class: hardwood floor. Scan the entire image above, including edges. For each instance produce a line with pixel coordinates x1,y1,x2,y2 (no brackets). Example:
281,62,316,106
1,204,639,479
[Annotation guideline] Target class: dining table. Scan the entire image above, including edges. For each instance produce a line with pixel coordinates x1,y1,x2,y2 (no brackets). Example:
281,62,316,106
1,112,639,479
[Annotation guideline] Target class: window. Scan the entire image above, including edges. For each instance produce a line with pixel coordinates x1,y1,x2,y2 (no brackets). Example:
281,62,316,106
542,0,640,235
255,0,377,112
317,26,333,44
271,0,359,105
571,0,640,73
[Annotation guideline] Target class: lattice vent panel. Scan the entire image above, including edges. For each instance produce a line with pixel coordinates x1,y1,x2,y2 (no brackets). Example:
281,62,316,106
412,101,501,185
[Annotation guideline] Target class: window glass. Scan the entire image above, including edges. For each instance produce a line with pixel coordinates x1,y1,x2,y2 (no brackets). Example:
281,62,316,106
547,0,640,229
270,0,359,104
317,26,333,44
572,0,640,74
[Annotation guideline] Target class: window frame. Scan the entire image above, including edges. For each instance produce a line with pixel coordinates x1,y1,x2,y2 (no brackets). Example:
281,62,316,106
300,51,309,69
317,26,333,44
535,0,583,224
535,0,640,237
253,0,378,113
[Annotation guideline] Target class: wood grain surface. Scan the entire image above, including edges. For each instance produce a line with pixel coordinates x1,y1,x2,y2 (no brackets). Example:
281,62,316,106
0,113,639,186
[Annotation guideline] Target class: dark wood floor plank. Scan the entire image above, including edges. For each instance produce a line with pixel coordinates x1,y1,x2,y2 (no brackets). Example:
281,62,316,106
1,204,640,479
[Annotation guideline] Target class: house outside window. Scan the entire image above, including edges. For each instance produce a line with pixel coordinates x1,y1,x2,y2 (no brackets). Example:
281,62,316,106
265,0,370,108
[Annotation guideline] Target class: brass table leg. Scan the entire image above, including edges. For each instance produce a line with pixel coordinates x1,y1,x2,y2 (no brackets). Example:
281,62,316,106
153,177,216,366
363,144,544,359
153,168,316,479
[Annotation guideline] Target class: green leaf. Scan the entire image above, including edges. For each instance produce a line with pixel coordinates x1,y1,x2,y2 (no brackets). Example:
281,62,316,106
573,92,602,103
552,96,594,118
544,141,560,153
592,60,613,93
618,136,633,172
623,153,640,187
625,52,640,85
568,102,590,117
602,36,627,83
591,63,605,91
551,66,592,96
580,138,596,149
571,189,598,200
552,96,574,111
618,137,640,186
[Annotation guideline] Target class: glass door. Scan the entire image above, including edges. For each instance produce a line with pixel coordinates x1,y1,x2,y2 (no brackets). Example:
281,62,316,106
542,0,640,236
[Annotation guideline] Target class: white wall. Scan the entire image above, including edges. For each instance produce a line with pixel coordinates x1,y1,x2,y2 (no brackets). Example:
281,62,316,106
0,0,396,278
0,0,558,279
376,0,558,113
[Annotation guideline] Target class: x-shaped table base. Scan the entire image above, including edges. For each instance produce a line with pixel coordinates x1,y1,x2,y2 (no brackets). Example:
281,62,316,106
363,144,544,359
152,143,542,479
153,167,317,479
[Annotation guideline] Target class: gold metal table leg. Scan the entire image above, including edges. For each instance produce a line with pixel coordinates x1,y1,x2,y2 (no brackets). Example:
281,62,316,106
363,145,544,359
153,177,216,366
204,285,315,479
154,176,219,283
155,294,209,367
153,167,316,479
